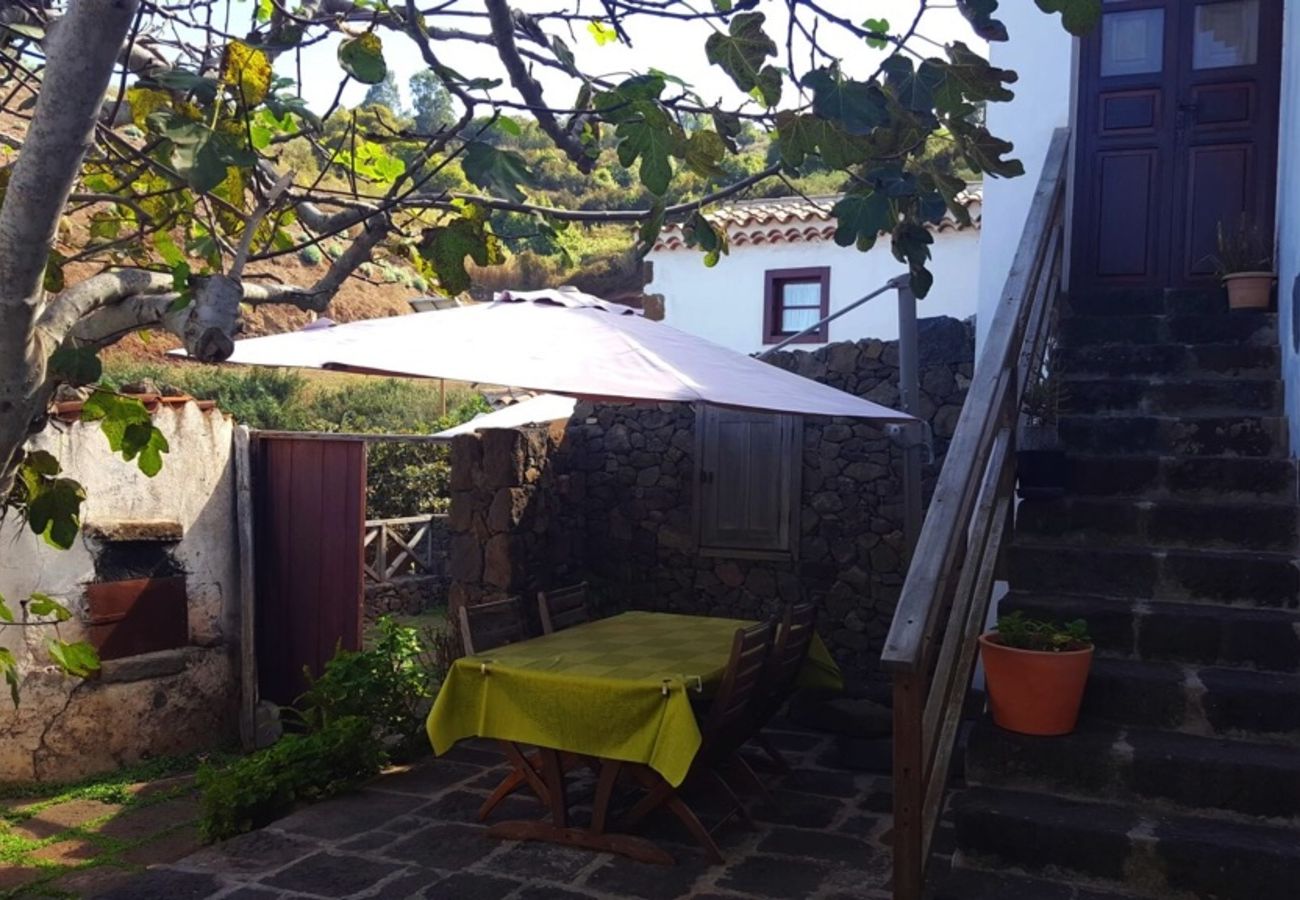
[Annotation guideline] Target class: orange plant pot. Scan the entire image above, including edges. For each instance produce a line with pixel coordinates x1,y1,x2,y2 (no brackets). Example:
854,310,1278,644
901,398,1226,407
1223,272,1275,310
978,633,1093,736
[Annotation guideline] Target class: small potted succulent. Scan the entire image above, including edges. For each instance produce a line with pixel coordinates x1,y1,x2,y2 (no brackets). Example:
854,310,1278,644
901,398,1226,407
979,611,1093,736
1016,339,1067,499
1214,215,1275,310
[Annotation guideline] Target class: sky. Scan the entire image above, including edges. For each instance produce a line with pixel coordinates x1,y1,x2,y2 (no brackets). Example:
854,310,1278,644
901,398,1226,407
250,0,988,114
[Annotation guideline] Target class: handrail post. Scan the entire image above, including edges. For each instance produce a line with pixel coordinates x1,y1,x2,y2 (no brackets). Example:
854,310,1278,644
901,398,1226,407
896,281,923,562
893,670,926,900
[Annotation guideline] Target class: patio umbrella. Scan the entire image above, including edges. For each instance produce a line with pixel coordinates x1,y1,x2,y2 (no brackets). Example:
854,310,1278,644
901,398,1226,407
192,287,912,422
433,393,579,438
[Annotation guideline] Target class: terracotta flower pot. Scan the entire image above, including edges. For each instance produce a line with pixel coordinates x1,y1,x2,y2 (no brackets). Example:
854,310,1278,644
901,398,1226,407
978,632,1093,736
1223,272,1275,310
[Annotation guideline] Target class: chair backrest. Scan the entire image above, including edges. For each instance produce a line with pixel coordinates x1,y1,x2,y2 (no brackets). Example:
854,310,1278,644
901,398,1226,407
458,597,526,656
538,582,590,634
763,602,818,710
697,621,774,764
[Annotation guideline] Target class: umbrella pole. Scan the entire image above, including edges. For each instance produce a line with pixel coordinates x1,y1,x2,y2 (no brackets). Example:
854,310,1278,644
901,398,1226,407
896,283,923,563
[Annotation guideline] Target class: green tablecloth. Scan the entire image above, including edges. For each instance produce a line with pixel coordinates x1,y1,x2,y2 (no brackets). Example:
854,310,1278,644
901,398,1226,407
426,610,842,787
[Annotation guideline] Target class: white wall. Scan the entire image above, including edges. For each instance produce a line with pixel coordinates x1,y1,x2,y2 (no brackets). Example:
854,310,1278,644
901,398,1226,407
975,8,1076,352
0,403,241,780
648,229,981,354
1277,1,1300,451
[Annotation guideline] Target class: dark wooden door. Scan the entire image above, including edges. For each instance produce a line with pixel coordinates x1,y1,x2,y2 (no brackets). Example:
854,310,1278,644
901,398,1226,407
1073,0,1282,289
252,434,366,706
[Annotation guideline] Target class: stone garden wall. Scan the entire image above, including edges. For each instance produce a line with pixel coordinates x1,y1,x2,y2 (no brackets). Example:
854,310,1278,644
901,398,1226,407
446,317,974,684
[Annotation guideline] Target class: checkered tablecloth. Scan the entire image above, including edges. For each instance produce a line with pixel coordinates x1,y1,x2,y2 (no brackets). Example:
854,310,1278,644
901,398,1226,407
426,611,842,786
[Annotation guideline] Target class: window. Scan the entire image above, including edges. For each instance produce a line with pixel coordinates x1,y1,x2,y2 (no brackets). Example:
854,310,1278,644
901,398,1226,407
694,405,801,558
763,267,830,345
1100,8,1165,77
1194,0,1259,70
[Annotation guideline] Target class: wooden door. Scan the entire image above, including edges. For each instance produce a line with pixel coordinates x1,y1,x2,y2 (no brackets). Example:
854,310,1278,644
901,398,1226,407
252,434,366,706
1073,0,1282,289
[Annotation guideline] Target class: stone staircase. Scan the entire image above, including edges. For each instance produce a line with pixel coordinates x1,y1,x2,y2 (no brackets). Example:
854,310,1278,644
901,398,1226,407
933,289,1300,900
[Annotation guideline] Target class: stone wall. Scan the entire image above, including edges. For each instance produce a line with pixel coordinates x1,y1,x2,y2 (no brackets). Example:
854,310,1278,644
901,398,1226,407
446,317,974,684
445,424,581,631
0,403,241,781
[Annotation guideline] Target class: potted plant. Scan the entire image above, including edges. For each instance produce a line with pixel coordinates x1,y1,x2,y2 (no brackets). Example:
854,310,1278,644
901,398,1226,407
1214,214,1275,310
979,611,1093,736
1016,338,1067,499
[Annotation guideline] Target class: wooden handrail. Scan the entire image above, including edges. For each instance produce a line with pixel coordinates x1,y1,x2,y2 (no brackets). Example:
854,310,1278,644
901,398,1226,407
882,128,1071,900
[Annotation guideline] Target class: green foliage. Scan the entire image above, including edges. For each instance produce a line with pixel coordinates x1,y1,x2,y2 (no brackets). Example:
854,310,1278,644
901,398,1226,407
705,13,782,108
995,611,1092,653
196,716,385,841
298,244,324,266
291,617,451,759
80,389,170,476
1214,213,1273,275
410,69,454,134
102,362,309,430
1034,0,1103,36
337,32,387,85
198,618,455,841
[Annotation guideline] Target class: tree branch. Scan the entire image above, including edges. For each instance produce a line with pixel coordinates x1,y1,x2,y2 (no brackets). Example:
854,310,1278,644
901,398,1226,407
482,0,595,174
36,269,174,347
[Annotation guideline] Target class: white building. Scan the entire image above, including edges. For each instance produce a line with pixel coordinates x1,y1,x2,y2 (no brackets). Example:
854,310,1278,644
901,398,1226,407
645,192,982,354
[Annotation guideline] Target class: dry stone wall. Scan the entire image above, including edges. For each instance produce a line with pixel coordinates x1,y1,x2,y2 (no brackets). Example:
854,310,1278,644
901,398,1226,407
446,317,974,684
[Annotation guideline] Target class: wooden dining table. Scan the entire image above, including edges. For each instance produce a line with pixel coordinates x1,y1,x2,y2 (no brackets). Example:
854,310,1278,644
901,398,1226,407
425,610,842,862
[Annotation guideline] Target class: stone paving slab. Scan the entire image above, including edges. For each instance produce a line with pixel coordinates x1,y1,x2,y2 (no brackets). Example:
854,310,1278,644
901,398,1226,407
100,729,894,900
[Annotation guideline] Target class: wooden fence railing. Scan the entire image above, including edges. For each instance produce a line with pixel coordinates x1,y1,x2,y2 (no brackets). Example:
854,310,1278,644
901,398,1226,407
880,128,1071,900
363,514,447,585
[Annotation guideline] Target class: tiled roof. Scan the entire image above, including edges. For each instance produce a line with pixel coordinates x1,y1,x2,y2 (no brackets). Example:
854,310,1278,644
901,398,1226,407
653,186,982,251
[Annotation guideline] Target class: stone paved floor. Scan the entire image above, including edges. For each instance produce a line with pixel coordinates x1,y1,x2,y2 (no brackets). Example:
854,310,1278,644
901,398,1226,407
98,728,894,900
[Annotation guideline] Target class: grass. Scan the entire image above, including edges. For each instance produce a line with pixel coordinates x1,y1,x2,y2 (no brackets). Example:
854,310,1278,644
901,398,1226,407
0,751,235,898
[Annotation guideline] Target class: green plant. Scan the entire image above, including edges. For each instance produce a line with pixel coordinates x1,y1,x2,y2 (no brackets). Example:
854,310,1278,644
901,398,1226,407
1021,335,1065,428
1213,214,1273,276
995,611,1091,652
291,616,452,759
298,244,324,266
196,716,384,842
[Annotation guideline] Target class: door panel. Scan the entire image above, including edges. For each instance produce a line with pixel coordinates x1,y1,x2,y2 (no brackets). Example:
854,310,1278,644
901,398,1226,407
1095,151,1160,278
1072,0,1282,292
1182,144,1253,278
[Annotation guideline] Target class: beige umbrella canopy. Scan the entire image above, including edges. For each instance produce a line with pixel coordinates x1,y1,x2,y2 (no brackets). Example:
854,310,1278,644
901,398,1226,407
191,287,912,422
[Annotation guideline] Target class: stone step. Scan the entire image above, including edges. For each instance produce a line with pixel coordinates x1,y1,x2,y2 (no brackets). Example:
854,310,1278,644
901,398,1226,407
1015,496,1298,552
1067,288,1231,318
1064,454,1296,502
950,787,1300,900
930,863,1149,900
1006,542,1300,608
966,720,1300,820
1058,413,1287,458
1063,376,1282,416
1000,591,1300,673
1061,312,1275,348
1080,657,1300,739
1060,342,1280,379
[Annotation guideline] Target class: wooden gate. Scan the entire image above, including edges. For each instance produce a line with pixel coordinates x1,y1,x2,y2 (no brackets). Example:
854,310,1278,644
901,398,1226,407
251,433,366,706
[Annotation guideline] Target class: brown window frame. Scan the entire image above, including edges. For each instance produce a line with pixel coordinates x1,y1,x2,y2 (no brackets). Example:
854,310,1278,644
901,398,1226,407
762,267,831,345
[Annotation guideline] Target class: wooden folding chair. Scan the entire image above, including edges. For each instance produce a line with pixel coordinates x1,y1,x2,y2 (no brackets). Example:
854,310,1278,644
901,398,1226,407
750,602,818,775
538,582,591,634
456,598,542,821
615,621,775,863
457,596,527,656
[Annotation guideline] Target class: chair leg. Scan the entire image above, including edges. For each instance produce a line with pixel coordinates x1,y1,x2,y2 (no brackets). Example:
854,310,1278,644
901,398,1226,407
755,733,795,777
479,748,548,822
725,753,775,805
663,793,725,864
707,769,757,831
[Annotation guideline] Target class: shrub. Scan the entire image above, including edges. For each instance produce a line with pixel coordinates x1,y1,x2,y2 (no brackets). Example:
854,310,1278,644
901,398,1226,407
291,617,451,759
995,611,1091,652
102,362,310,430
196,716,384,842
298,244,324,266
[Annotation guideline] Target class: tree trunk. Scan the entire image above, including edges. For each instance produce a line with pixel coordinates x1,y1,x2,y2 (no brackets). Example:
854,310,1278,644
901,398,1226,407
0,0,140,492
